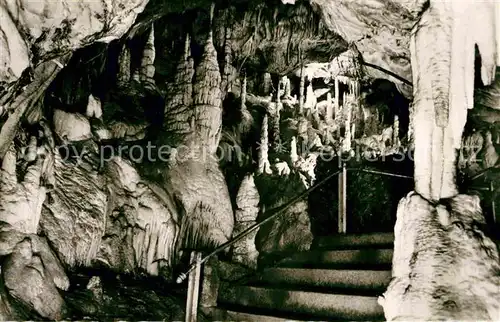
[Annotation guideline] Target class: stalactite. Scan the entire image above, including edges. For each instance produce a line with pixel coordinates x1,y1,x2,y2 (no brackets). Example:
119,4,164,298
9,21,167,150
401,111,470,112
262,72,272,96
140,24,156,88
117,43,131,88
299,65,305,114
221,24,233,97
334,76,340,117
241,73,247,109
258,115,272,175
238,73,253,135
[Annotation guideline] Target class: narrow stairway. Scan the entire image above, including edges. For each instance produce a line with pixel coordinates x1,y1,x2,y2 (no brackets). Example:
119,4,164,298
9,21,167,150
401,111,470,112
211,232,394,321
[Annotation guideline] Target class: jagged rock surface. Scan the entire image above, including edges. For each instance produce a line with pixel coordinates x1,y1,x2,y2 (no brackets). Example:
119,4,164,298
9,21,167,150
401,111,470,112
0,0,149,88
379,192,500,320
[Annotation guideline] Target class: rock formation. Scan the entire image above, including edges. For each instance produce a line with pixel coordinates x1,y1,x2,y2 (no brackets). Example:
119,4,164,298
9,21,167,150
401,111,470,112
1,0,499,319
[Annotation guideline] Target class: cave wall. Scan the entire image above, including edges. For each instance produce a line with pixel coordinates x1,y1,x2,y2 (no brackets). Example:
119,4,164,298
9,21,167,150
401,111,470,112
1,0,500,320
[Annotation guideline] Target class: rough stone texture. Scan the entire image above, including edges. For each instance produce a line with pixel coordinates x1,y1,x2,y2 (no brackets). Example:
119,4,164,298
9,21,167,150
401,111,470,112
0,0,149,86
53,109,93,142
0,57,70,159
232,221,259,269
256,172,313,256
86,276,103,301
2,236,69,320
410,1,498,201
379,192,500,320
310,0,415,97
0,144,50,235
97,157,179,277
40,152,107,267
167,158,233,251
161,29,234,252
257,199,312,255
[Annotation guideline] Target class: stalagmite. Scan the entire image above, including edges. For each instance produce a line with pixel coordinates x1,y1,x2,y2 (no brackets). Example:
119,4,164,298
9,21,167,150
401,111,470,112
379,1,500,320
334,76,340,117
258,115,272,175
164,3,234,253
299,66,305,114
164,34,195,138
192,3,223,152
393,115,399,147
290,136,299,164
407,102,415,144
262,72,272,96
304,83,317,111
232,175,260,268
483,131,499,169
325,92,333,124
117,44,131,88
342,99,352,153
271,79,282,152
140,24,156,88
282,76,291,97
132,70,140,83
380,193,500,321
86,94,102,119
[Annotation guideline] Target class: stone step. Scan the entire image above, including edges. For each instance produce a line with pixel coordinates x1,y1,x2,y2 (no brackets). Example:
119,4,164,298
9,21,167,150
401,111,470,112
313,233,394,250
257,268,391,292
207,307,304,322
276,249,393,269
218,285,384,321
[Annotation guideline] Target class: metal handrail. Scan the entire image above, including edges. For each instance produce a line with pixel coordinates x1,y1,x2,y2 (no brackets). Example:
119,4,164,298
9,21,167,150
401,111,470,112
175,165,415,283
176,167,343,283
352,167,413,179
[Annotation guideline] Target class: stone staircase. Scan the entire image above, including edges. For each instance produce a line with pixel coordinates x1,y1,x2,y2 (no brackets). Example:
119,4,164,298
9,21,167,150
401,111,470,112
210,233,394,321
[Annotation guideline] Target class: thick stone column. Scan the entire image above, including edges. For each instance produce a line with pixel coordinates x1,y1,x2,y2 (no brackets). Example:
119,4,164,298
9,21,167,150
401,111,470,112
379,1,500,320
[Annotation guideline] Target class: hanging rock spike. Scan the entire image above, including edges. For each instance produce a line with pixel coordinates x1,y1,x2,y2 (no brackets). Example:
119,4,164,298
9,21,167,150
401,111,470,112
117,43,131,88
140,23,156,87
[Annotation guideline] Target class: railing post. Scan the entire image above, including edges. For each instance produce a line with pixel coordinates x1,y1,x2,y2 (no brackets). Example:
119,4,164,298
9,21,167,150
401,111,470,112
338,162,347,233
185,251,202,322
